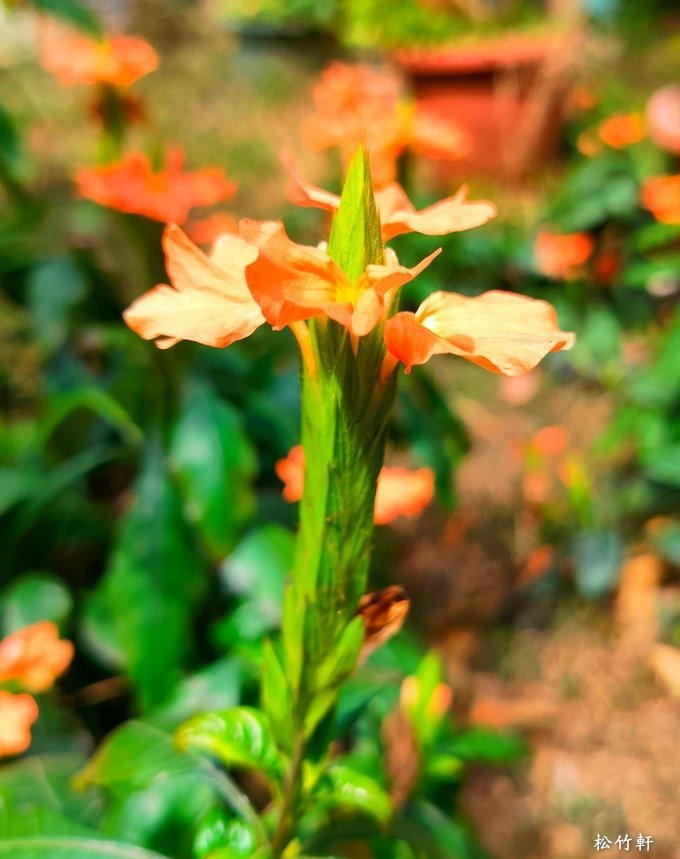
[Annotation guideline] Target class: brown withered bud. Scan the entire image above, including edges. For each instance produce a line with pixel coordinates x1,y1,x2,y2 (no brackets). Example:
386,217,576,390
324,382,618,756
357,585,410,665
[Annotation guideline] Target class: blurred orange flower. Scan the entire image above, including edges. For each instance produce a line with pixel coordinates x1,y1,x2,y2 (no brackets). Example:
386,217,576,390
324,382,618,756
576,129,601,158
0,621,73,693
641,175,680,224
383,291,574,375
186,212,240,246
532,424,568,458
534,229,593,279
0,692,39,757
276,445,435,525
303,62,470,186
239,219,439,337
646,85,680,156
75,148,237,223
283,154,496,242
598,112,645,148
39,21,158,88
124,225,264,349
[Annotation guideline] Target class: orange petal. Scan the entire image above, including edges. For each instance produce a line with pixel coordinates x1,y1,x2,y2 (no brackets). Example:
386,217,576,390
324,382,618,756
0,692,39,757
124,225,264,349
378,184,497,241
39,20,158,88
277,446,434,524
275,444,305,502
641,175,680,225
281,156,496,243
384,290,574,375
240,219,360,330
534,230,593,279
374,466,435,524
0,621,73,693
281,152,340,213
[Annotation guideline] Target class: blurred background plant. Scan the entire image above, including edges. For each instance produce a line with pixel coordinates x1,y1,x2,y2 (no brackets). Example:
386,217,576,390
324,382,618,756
1,0,680,856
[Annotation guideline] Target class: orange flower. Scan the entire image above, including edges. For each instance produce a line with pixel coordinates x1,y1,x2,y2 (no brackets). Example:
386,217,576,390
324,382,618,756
123,225,264,349
598,112,645,148
303,62,403,185
646,85,680,156
186,212,240,246
373,466,436,526
576,129,601,158
383,290,574,375
39,21,158,88
283,154,496,242
531,425,568,458
239,219,439,337
275,444,305,502
534,230,593,279
0,621,73,693
276,445,435,525
303,62,469,186
75,147,237,223
0,692,39,757
641,175,680,225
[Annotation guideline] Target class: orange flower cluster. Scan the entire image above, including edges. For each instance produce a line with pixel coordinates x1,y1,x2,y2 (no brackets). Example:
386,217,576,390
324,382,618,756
598,112,645,148
303,62,470,186
0,621,73,757
76,147,237,224
577,112,645,157
124,155,573,380
641,175,680,225
534,229,593,280
276,445,435,525
39,21,158,88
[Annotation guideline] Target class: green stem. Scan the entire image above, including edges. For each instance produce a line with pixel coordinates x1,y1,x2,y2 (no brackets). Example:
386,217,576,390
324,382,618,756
273,321,397,855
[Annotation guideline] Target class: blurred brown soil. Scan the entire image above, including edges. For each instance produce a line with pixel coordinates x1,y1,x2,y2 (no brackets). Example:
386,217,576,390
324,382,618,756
392,364,680,858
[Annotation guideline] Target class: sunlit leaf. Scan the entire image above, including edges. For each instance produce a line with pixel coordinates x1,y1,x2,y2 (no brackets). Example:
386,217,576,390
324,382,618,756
313,764,392,827
175,707,283,785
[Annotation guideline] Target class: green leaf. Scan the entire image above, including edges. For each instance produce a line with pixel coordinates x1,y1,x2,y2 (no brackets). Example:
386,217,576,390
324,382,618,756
315,616,363,690
0,753,90,820
314,765,392,826
149,657,243,730
441,728,526,763
40,387,142,449
0,838,171,858
31,0,103,36
327,145,383,281
0,468,36,516
175,707,283,785
27,258,87,351
74,721,267,844
260,640,294,751
218,524,292,638
92,442,207,709
171,384,257,559
396,800,487,859
643,445,680,488
0,103,24,181
2,574,73,633
194,810,260,859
